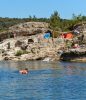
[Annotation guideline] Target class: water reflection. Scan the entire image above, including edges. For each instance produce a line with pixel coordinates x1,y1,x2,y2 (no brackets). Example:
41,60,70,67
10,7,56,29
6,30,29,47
59,61,86,76
0,61,60,71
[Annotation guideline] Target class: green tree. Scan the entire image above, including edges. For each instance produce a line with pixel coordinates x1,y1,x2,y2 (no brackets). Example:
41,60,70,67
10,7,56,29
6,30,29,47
72,13,83,23
49,11,61,31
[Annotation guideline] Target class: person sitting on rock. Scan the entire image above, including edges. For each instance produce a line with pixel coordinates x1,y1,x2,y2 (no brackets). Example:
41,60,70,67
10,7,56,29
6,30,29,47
73,43,79,48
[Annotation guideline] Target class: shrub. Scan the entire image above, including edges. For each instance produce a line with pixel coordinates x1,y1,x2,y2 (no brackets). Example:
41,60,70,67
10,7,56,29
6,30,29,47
15,50,23,56
15,50,29,56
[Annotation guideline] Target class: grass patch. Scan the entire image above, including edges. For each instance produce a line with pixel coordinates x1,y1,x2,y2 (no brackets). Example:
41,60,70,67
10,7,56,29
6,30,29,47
15,50,29,56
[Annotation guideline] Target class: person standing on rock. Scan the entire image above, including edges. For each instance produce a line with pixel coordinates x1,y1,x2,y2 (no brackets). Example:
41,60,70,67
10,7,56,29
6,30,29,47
7,42,10,49
13,31,17,38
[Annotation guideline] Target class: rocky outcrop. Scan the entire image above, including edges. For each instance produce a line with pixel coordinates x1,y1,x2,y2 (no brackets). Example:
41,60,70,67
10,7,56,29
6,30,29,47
0,34,65,61
9,22,49,36
60,48,86,62
0,22,49,42
73,22,86,33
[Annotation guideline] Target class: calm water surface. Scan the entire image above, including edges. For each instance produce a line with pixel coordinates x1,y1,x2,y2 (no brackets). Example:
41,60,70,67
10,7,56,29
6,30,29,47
0,61,86,100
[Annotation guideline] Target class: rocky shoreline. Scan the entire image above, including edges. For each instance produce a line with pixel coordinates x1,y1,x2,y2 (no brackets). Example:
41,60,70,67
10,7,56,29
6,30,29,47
0,22,86,62
0,35,64,61
1,35,86,62
60,48,86,62
0,36,86,62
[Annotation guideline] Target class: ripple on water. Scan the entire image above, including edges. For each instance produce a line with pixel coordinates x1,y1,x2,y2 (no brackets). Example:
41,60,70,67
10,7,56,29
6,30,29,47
0,61,86,100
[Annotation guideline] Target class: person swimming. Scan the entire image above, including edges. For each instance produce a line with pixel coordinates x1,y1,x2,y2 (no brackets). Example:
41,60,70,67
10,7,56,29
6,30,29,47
19,68,28,74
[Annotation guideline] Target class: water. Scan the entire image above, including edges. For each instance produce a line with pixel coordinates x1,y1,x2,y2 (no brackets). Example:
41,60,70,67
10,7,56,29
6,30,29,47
0,61,86,100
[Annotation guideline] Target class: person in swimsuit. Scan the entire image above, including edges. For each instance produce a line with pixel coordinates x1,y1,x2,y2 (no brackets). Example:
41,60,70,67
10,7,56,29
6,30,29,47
19,68,28,74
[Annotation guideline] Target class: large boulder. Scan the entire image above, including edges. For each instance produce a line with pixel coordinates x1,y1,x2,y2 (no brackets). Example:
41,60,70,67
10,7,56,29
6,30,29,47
9,22,49,36
73,22,86,34
0,22,49,41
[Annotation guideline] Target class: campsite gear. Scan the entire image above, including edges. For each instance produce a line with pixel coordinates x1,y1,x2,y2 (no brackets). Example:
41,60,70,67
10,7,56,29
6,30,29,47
44,33,50,39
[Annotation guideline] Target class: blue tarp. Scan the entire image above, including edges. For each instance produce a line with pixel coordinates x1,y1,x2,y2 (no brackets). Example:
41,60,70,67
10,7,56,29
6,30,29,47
44,33,50,39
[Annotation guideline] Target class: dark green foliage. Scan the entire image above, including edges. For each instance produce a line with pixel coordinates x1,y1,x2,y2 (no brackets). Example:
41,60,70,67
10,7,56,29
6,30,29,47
15,50,29,56
0,11,86,32
49,11,61,31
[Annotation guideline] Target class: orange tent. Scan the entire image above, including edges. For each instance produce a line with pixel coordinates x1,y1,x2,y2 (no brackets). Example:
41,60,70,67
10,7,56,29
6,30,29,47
66,32,73,39
60,32,73,39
